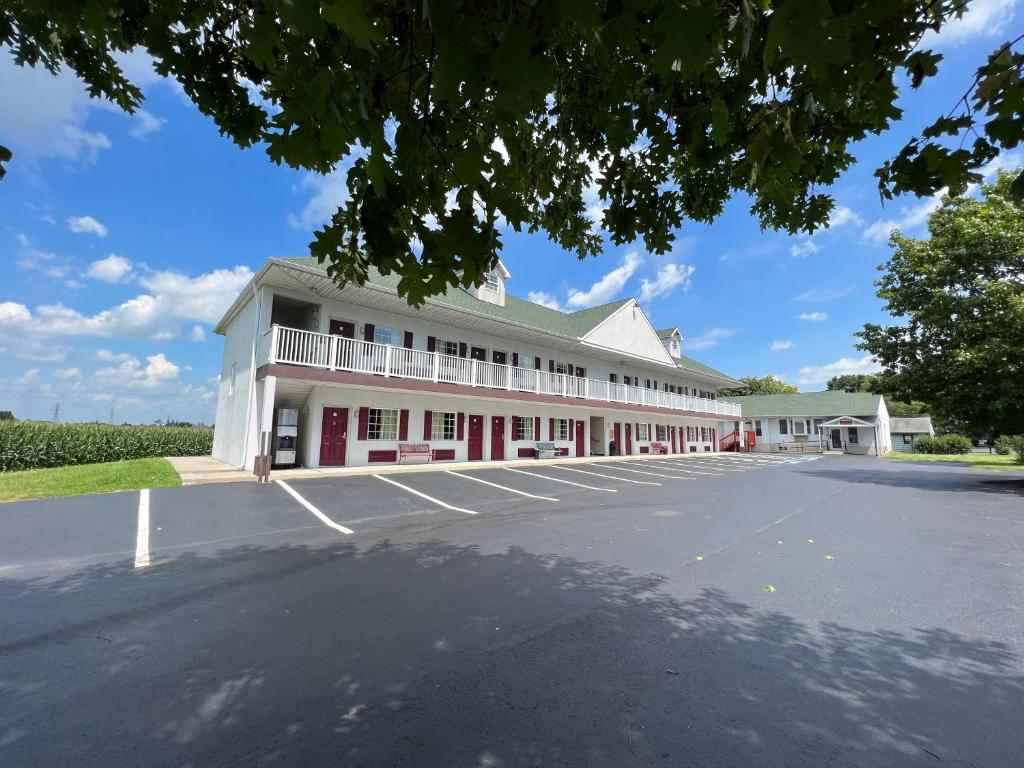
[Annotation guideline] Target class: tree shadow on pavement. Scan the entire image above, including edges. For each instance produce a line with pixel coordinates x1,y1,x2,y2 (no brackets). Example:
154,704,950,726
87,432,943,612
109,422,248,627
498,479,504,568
0,539,1020,767
803,465,1024,496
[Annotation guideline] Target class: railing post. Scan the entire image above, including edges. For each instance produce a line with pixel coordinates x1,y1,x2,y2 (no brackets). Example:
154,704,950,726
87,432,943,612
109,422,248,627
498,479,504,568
534,370,540,394
328,334,337,371
383,344,392,377
561,373,568,397
505,363,512,390
432,352,439,382
583,378,589,400
471,359,477,387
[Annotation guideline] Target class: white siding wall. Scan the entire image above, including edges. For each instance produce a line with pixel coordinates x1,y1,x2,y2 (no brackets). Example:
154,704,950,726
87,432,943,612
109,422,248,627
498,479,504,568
583,302,675,365
295,385,719,468
212,293,259,468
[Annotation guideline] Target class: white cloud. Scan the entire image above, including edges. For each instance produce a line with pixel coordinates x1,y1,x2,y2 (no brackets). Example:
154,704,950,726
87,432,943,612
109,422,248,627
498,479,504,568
639,263,694,302
527,291,562,311
67,215,108,237
798,312,829,322
0,265,253,341
14,234,72,279
96,349,135,362
770,340,795,351
565,251,642,309
685,328,738,351
128,109,164,138
792,285,852,303
828,205,864,229
789,239,819,258
53,367,82,379
96,352,180,388
924,0,1019,47
188,325,207,342
796,354,880,385
288,169,348,230
86,254,133,283
863,193,943,245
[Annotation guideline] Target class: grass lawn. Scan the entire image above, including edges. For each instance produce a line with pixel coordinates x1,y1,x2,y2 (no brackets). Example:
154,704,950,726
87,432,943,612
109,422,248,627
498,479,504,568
886,452,1024,471
0,458,182,502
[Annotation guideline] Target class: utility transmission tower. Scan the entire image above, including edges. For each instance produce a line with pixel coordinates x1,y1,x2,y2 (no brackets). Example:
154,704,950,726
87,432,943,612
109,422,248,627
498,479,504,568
52,402,61,423
109,407,115,424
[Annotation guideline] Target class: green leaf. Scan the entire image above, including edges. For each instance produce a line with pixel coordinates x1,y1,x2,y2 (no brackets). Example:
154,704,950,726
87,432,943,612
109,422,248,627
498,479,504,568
0,144,11,181
762,584,776,593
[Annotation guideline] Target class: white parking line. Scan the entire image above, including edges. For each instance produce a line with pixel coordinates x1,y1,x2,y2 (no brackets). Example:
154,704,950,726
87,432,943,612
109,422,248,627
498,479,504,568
504,467,617,493
554,466,661,485
374,474,479,514
276,479,356,534
663,459,745,472
591,464,694,480
134,489,150,569
634,461,726,477
642,460,726,476
446,471,559,501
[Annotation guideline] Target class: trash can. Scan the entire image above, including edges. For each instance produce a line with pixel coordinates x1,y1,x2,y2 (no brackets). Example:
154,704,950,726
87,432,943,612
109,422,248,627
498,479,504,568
609,439,617,456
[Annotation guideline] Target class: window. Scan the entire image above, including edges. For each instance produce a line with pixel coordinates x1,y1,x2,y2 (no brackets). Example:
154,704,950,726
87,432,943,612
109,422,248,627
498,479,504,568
431,412,456,441
847,427,859,445
373,326,404,347
554,418,569,440
656,424,668,441
754,420,763,437
368,408,399,440
903,434,913,444
228,362,237,396
484,271,500,291
812,418,823,435
637,423,649,441
793,419,807,436
436,338,459,357
779,419,789,435
554,361,569,375
515,416,535,441
609,373,618,384
515,352,533,368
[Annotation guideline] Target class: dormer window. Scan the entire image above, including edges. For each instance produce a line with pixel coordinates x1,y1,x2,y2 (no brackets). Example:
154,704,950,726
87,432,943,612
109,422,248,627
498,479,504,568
484,271,500,291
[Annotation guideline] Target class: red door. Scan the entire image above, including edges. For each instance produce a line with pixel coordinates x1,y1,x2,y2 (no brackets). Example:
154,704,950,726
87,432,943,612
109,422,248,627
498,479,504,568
613,422,622,456
319,407,348,466
625,423,633,455
471,346,486,362
468,414,484,461
575,420,585,457
329,319,355,338
491,416,505,461
492,351,507,366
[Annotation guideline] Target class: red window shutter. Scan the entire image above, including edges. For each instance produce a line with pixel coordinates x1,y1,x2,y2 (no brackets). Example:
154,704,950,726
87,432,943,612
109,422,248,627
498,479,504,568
511,352,519,367
399,409,409,440
549,360,555,373
534,356,541,370
646,379,651,389
423,410,432,440
363,323,375,342
511,416,519,440
567,363,574,376
569,419,574,437
357,407,369,440
549,417,555,440
403,331,414,349
458,342,468,358
427,336,436,352
648,423,652,440
534,417,541,440
457,412,465,440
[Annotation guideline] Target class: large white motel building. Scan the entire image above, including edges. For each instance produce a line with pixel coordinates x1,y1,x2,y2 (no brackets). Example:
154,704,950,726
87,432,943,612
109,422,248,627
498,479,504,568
212,257,743,470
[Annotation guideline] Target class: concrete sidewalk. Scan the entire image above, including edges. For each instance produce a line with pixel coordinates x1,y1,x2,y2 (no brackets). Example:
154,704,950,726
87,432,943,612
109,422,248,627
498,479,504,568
167,450,764,486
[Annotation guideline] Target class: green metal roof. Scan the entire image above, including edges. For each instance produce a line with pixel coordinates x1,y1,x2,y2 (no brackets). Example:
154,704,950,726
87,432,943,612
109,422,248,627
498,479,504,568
655,327,679,338
277,257,741,385
278,257,628,338
730,391,883,417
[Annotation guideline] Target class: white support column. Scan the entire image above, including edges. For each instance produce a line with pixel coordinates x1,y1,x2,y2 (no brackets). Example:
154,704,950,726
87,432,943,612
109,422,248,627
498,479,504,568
328,334,338,371
383,344,392,377
432,352,439,382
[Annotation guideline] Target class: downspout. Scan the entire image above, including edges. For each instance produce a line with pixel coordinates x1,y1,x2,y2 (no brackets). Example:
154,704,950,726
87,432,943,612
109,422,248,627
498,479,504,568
240,283,263,469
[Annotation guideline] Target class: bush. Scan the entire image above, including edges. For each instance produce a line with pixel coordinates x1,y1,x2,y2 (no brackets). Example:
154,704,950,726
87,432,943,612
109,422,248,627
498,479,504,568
1011,435,1024,465
0,421,213,472
913,434,972,455
994,435,1014,455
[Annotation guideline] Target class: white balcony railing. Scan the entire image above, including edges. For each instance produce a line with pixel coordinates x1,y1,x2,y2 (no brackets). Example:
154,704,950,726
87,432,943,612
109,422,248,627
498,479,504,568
267,325,742,418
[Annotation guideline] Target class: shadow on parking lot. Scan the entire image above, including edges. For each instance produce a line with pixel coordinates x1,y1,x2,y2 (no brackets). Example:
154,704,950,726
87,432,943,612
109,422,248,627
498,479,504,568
802,466,1024,496
1,539,1020,766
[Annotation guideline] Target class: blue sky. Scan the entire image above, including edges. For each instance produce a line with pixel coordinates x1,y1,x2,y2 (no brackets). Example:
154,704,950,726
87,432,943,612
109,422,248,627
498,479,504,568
1,0,1021,424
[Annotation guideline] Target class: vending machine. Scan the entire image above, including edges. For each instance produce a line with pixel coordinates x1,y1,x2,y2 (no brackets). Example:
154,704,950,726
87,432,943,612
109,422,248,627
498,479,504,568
273,408,298,466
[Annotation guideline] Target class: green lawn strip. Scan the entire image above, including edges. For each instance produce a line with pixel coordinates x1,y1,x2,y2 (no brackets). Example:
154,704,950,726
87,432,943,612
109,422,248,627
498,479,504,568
0,458,182,502
886,453,1024,471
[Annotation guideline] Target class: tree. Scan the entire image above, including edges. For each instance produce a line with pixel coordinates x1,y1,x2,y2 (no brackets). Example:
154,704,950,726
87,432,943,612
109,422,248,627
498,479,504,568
859,171,1024,436
0,410,14,421
720,375,798,397
826,374,880,393
3,2,1022,304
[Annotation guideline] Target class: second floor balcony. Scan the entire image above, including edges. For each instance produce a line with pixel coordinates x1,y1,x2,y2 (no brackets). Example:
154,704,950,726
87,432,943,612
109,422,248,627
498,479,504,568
262,325,742,419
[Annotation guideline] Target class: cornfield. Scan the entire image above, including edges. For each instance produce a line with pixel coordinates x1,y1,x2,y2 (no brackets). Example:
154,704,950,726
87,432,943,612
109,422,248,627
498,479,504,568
0,422,213,472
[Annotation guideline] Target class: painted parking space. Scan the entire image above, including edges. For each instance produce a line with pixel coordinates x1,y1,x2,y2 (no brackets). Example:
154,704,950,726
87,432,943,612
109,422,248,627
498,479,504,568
587,462,696,481
0,491,141,572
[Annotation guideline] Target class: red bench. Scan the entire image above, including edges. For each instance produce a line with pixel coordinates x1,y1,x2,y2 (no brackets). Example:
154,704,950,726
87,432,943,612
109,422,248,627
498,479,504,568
650,442,669,455
398,443,430,463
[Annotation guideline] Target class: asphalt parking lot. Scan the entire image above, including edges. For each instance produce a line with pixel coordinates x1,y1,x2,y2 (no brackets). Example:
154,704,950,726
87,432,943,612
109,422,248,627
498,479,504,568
1,453,1022,767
